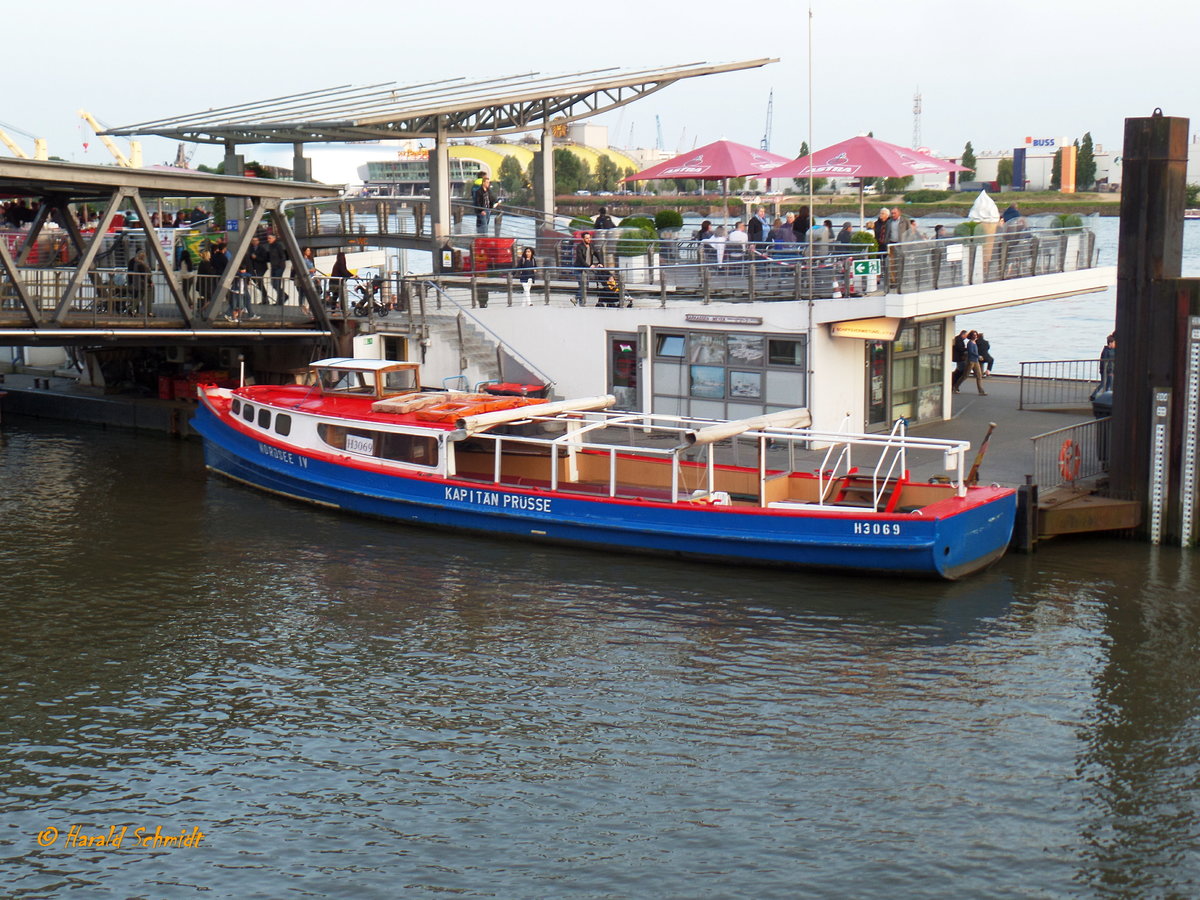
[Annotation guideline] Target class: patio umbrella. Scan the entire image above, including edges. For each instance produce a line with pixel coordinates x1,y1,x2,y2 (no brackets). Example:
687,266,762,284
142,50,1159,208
768,135,968,226
623,139,792,225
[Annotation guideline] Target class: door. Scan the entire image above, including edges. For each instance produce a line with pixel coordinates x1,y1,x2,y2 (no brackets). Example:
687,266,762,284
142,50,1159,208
608,332,639,410
866,339,889,429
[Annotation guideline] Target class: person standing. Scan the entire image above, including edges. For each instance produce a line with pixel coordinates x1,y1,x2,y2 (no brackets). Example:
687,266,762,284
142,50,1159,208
248,235,270,303
329,251,353,311
593,206,615,230
1090,333,1117,400
127,250,152,317
976,331,994,376
516,246,537,306
573,232,601,305
965,330,987,395
747,206,770,248
267,232,288,304
472,175,495,234
951,329,969,393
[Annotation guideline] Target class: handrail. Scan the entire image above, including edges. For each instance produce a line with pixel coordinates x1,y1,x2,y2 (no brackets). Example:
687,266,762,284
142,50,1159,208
420,279,555,389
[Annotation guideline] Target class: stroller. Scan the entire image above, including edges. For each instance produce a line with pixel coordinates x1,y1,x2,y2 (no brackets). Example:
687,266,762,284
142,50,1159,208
593,268,624,307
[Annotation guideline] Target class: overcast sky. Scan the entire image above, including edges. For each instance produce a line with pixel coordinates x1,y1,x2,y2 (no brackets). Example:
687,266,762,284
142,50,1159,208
2,0,1193,177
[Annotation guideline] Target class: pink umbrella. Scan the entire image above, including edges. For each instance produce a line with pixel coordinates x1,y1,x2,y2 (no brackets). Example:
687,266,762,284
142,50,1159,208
623,140,792,224
624,139,792,182
770,135,968,225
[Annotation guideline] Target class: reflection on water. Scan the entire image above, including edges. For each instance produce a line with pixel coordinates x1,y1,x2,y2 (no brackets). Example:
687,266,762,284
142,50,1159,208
2,421,1199,897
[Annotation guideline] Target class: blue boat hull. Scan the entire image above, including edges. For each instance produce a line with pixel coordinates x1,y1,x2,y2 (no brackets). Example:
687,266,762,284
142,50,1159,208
193,405,1015,579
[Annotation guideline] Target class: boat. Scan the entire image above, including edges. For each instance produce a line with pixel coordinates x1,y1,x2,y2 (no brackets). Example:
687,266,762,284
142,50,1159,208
1186,209,1200,220
193,358,1018,579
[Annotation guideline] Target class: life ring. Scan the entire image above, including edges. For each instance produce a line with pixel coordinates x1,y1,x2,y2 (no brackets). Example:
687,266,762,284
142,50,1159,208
1058,438,1081,481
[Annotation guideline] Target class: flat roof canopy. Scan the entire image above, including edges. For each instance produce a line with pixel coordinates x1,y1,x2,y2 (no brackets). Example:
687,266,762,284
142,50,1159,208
0,158,338,201
103,60,777,145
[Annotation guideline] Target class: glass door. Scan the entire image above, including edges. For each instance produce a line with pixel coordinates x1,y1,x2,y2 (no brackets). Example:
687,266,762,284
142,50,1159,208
866,339,889,429
608,332,639,410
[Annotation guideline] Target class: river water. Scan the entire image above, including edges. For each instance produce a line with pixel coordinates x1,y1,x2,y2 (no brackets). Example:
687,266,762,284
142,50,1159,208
4,216,1200,897
3,416,1200,898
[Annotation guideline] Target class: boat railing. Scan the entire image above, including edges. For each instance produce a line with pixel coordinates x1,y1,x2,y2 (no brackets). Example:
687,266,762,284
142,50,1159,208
420,279,555,390
458,408,973,510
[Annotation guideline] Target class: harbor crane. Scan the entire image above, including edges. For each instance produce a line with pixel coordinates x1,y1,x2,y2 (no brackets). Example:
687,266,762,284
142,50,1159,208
78,109,142,168
761,89,774,151
0,120,47,160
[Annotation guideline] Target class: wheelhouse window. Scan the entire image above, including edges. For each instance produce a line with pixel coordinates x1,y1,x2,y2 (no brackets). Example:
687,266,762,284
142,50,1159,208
274,414,292,437
257,408,271,429
317,424,437,468
242,403,255,422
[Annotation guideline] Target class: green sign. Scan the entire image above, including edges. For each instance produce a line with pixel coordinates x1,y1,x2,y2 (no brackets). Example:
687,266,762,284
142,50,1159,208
852,260,881,276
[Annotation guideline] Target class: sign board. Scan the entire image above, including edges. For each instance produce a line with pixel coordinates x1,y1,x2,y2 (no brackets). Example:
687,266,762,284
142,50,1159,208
684,314,763,325
345,433,375,456
830,317,903,341
852,260,881,276
225,219,239,232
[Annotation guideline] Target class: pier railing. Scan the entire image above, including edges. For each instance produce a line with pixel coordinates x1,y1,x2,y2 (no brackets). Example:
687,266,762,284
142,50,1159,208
1031,417,1110,488
1018,359,1106,410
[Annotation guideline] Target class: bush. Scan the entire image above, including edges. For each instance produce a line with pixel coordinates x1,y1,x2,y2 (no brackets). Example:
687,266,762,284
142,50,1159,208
615,216,658,257
1053,213,1083,229
568,216,595,233
849,230,878,252
903,189,952,203
955,221,982,236
654,209,684,230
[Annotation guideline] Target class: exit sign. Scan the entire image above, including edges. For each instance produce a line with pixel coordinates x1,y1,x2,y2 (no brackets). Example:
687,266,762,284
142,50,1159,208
852,260,881,276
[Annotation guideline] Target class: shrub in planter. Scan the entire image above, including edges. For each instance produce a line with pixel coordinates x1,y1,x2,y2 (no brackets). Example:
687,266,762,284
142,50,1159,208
615,216,658,257
1052,213,1083,229
849,229,878,252
568,216,595,233
654,209,684,231
954,221,982,237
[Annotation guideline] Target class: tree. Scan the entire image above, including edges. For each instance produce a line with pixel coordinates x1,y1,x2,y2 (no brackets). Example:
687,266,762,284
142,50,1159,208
997,157,1013,188
497,154,524,193
1075,133,1096,191
532,148,590,194
1050,148,1063,191
792,141,830,194
882,175,913,194
960,142,976,182
594,155,621,193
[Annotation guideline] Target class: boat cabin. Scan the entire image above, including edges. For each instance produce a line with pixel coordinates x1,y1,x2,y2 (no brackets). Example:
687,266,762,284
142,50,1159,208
310,358,421,399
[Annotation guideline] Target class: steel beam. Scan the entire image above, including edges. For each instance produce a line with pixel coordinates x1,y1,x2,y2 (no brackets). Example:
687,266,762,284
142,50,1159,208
127,191,193,326
52,189,129,325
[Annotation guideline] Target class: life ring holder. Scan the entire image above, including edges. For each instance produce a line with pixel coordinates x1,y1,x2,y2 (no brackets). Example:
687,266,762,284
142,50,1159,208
1058,438,1081,482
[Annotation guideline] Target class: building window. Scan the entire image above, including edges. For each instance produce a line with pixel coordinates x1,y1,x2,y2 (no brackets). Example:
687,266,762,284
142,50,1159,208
652,329,807,417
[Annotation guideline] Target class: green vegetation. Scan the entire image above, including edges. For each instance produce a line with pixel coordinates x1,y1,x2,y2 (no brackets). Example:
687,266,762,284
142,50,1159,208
654,210,684,231
960,142,976,182
1188,184,1200,206
903,189,951,204
615,216,658,257
1076,133,1097,191
1053,213,1084,229
997,157,1014,189
955,221,982,236
793,142,827,194
849,230,877,252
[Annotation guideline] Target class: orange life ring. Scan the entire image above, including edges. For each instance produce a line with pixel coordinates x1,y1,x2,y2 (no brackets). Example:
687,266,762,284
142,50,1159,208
1058,438,1081,481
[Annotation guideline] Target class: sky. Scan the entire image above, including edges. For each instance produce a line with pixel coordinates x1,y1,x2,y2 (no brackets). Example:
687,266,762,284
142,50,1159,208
2,0,1195,180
